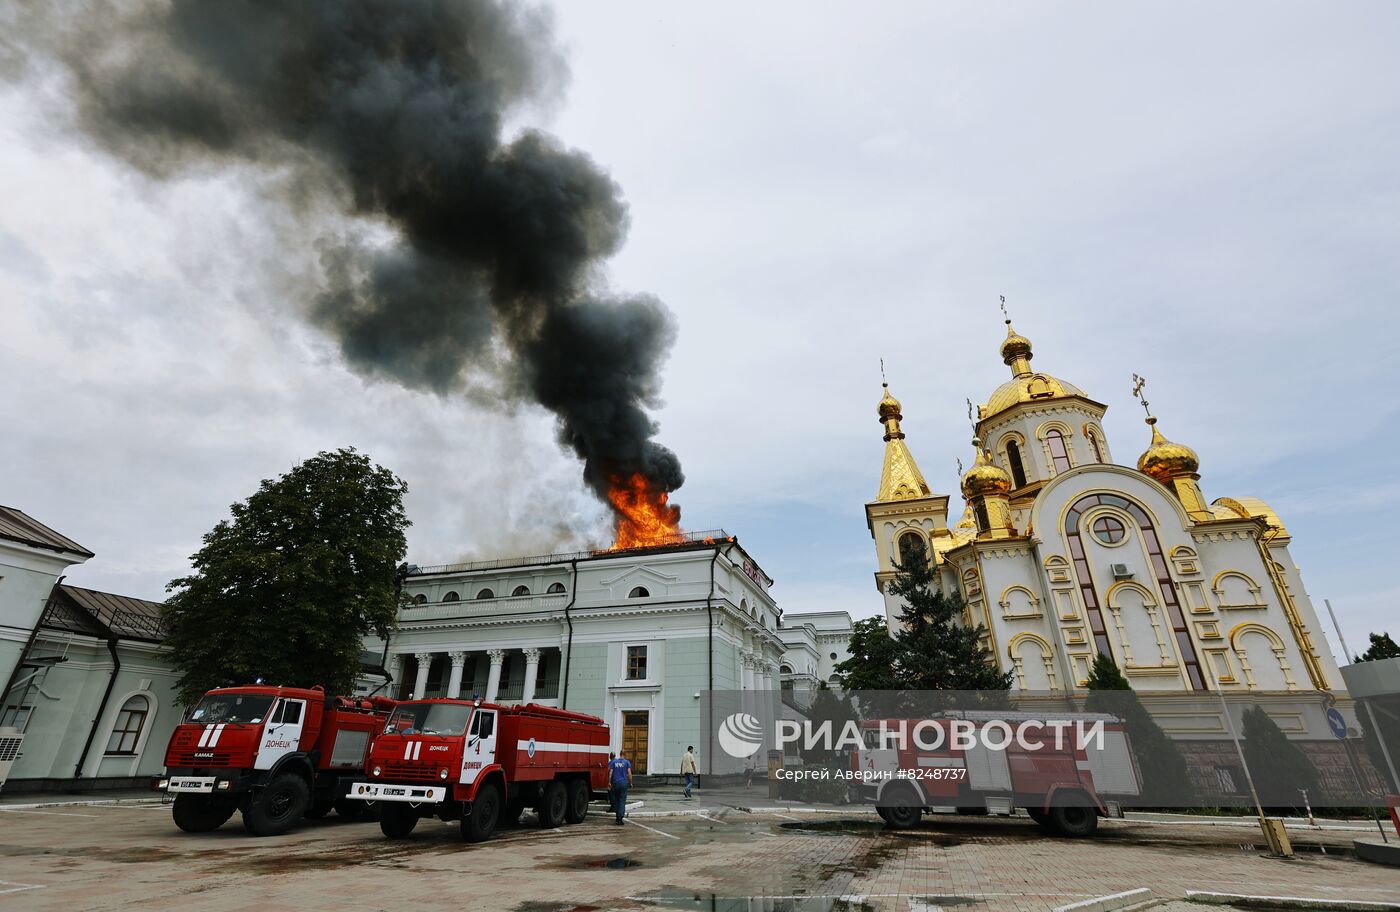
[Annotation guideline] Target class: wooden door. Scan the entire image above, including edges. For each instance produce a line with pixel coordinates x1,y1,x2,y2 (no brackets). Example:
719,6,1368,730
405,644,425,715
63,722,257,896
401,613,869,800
621,711,649,775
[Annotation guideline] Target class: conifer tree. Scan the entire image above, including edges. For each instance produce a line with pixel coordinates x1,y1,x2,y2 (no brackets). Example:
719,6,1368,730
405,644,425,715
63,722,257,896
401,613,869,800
1241,704,1322,811
1083,652,1195,807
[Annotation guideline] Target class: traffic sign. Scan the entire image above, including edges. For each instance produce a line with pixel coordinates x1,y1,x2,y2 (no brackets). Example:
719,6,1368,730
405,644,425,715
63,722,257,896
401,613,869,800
1326,707,1347,739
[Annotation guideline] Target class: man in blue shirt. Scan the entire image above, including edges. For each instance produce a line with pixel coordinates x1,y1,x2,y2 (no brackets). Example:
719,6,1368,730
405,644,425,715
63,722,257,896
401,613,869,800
608,750,633,825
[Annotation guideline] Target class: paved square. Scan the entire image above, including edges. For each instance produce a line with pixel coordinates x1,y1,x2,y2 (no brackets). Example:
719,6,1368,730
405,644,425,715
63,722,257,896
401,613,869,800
0,799,1396,911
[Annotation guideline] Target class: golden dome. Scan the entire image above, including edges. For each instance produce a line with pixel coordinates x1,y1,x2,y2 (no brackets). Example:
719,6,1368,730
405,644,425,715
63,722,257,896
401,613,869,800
961,441,1012,498
1000,321,1033,368
878,383,902,422
982,372,1088,419
1137,418,1199,482
953,503,977,530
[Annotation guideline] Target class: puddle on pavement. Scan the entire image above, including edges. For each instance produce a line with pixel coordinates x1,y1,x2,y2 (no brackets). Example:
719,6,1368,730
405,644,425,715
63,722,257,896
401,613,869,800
512,903,602,912
553,855,644,870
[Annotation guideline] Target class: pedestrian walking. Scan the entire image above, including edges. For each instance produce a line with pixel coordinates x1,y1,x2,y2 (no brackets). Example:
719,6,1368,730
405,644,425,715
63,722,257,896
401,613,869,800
608,749,633,825
743,753,756,788
606,751,617,813
681,745,697,799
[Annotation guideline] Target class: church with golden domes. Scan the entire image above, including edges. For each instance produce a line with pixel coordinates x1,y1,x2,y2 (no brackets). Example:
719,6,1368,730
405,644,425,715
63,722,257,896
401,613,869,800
864,318,1370,781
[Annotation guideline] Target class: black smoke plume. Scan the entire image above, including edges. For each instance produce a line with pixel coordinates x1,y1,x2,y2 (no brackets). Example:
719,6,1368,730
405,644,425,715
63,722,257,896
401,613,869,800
7,0,683,501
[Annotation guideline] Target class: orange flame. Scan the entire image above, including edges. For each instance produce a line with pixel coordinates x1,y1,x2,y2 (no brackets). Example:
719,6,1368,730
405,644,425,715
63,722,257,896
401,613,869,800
607,472,682,550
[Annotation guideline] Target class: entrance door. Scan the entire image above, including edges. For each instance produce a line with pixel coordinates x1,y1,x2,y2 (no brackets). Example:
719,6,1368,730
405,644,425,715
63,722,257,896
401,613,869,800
621,711,649,775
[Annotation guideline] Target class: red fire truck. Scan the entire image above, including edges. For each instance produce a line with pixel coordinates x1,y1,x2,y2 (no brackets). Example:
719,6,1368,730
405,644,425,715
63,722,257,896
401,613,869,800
158,685,395,836
347,699,609,842
850,711,1140,837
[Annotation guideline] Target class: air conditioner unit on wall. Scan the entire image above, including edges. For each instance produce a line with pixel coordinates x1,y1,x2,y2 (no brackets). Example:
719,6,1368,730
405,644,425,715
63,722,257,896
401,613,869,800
1110,563,1133,579
0,729,24,792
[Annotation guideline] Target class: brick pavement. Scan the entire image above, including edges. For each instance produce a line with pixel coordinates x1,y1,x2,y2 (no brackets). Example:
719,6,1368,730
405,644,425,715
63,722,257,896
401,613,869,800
0,802,1394,911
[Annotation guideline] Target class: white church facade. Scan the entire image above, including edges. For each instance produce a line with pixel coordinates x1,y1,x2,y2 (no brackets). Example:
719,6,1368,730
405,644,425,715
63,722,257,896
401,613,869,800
865,319,1375,799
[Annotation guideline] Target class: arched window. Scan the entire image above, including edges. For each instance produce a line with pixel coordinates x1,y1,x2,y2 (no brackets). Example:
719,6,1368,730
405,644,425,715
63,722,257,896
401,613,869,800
511,585,530,597
104,695,150,756
1087,427,1105,463
474,588,494,600
546,582,566,594
780,664,793,675
1045,428,1072,474
1006,440,1028,488
413,594,428,604
442,591,460,603
897,531,928,567
628,586,650,598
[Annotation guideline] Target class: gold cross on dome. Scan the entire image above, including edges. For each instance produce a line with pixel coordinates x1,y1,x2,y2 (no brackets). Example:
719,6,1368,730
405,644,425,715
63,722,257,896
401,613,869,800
999,295,1008,322
1131,373,1154,421
956,457,964,476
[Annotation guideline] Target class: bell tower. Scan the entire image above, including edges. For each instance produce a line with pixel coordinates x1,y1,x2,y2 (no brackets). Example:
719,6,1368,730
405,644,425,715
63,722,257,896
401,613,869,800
864,383,951,629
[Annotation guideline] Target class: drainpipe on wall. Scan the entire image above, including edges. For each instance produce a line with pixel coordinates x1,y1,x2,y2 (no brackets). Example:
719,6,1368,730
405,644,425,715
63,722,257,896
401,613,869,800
560,558,579,710
704,544,726,775
74,637,120,779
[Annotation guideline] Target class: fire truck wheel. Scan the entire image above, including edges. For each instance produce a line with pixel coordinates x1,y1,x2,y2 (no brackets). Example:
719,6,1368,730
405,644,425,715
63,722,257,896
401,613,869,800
243,774,311,836
564,779,590,824
879,784,923,829
379,803,419,838
171,795,235,832
875,805,892,824
461,782,501,843
1026,807,1050,828
1048,801,1098,838
537,780,567,828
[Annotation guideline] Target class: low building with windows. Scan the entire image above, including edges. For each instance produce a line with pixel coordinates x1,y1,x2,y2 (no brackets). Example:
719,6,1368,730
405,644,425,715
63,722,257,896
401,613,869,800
362,532,846,778
863,320,1380,800
1,506,180,793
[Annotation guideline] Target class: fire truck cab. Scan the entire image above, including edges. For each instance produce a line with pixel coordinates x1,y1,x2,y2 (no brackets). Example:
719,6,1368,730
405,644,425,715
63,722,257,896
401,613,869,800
348,699,609,843
158,685,395,836
851,711,1140,838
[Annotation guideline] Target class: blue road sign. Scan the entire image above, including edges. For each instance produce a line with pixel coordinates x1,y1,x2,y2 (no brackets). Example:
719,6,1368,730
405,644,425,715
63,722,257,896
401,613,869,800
1326,707,1347,739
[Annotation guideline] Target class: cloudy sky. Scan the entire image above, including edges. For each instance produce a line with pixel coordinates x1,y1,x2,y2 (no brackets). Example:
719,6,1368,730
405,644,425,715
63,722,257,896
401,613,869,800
1,1,1396,658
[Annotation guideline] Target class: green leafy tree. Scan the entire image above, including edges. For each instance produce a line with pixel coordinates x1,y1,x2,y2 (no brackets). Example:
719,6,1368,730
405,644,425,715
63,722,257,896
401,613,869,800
832,617,903,690
163,448,410,704
1241,704,1321,811
1083,652,1195,806
1358,632,1400,662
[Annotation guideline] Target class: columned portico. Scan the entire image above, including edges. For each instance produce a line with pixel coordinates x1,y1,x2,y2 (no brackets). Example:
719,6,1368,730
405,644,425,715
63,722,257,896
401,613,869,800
447,651,467,699
412,651,433,700
485,648,506,703
521,647,542,704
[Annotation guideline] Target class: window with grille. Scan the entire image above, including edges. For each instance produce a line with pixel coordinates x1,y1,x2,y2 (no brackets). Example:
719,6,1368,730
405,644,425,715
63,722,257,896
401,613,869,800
104,696,150,756
626,645,648,680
